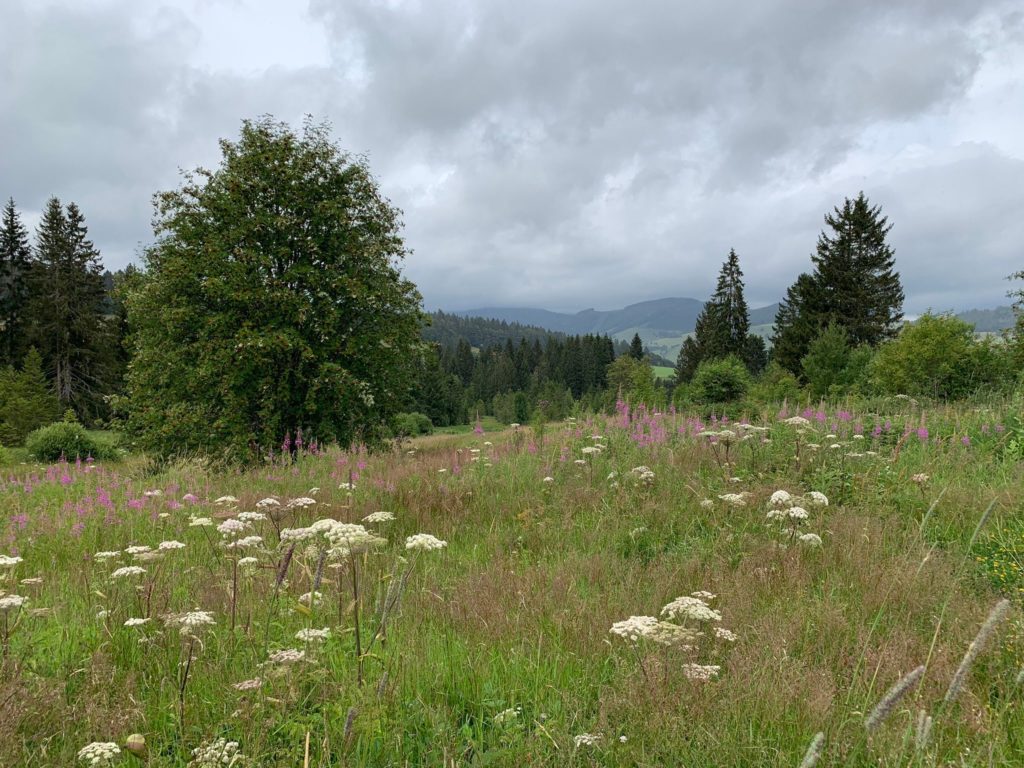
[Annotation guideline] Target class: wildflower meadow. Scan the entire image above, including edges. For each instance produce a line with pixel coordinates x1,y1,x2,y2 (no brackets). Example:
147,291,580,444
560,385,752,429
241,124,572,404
1,396,1023,766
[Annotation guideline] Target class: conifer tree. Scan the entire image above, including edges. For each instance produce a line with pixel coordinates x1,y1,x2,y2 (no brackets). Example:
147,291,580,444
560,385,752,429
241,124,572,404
772,193,903,375
628,333,644,360
28,198,112,421
0,198,33,367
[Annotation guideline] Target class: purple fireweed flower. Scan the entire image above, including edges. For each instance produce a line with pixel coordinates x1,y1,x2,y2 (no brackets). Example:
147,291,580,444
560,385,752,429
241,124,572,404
127,499,144,510
182,493,199,504
961,435,971,446
916,427,929,442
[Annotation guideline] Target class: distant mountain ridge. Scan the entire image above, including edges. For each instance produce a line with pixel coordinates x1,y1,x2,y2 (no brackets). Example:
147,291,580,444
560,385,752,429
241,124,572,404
453,299,1015,362
458,298,779,338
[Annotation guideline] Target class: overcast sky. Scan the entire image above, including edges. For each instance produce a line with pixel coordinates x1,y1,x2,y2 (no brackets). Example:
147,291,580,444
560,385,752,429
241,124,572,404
2,0,1023,313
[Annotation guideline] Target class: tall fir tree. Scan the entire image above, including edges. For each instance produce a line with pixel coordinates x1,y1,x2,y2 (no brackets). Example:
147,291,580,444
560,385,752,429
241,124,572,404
628,333,645,360
0,198,33,367
675,249,758,381
772,192,903,375
29,198,113,422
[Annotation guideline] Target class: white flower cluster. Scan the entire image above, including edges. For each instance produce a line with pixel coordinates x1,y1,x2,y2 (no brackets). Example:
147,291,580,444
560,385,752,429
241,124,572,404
77,741,121,765
609,615,659,643
286,497,317,509
493,706,522,726
232,677,262,691
236,511,267,523
0,594,28,611
188,737,248,768
111,566,147,580
661,595,722,624
225,535,263,550
765,489,827,542
256,497,280,508
363,511,396,524
717,493,748,507
405,533,447,552
0,554,23,568
158,540,186,551
166,610,216,635
267,648,306,665
630,465,655,484
189,517,214,528
124,617,150,627
574,733,602,748
681,663,721,682
94,551,121,561
295,627,331,643
217,518,250,537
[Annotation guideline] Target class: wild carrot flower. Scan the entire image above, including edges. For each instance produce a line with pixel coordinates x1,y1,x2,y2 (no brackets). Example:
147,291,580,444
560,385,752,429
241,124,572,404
236,511,267,523
406,533,448,552
768,490,792,508
681,663,721,681
255,497,280,508
188,738,247,768
93,551,121,561
286,497,317,509
799,533,823,546
714,627,738,642
232,678,262,691
493,706,521,725
189,517,214,527
363,511,396,524
0,594,28,611
911,473,929,485
166,610,216,635
124,617,150,627
699,498,714,510
111,566,147,579
213,496,239,505
717,493,747,507
805,491,829,507
610,615,659,643
573,733,602,748
123,545,151,556
661,596,721,623
158,540,186,551
783,416,811,427
237,557,259,569
77,741,121,765
0,555,23,568
225,535,263,550
295,627,331,643
217,518,250,537
267,648,306,665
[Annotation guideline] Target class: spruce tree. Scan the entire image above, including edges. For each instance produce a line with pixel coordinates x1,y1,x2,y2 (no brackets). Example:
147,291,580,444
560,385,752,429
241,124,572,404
0,198,33,367
628,333,645,360
29,198,112,421
772,193,903,374
676,249,757,382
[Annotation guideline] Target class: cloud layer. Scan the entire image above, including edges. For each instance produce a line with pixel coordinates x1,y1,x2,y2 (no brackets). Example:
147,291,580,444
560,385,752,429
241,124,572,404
2,0,1022,312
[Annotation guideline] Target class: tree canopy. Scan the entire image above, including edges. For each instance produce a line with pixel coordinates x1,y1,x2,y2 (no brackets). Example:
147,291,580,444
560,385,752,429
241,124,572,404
124,117,424,460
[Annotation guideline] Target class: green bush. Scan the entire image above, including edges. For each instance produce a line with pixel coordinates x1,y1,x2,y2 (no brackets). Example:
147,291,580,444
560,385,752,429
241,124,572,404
870,313,1014,399
393,412,434,437
800,323,872,397
24,421,119,462
691,356,751,403
0,348,61,446
749,362,802,404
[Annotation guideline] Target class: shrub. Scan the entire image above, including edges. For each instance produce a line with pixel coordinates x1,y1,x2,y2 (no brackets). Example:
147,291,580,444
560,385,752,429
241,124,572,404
870,313,1013,399
749,362,802,404
691,356,751,403
24,421,119,462
393,412,433,437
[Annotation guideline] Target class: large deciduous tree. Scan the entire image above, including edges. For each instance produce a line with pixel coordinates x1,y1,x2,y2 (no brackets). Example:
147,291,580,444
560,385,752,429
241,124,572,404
125,117,424,460
772,192,903,375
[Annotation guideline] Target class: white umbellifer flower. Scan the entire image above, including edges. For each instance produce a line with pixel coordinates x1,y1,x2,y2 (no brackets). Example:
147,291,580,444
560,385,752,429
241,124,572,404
853,434,865,440
111,566,147,579
691,590,716,600
768,490,792,508
363,511,396,524
166,610,216,635
134,551,163,563
20,577,42,585
77,741,121,765
326,523,385,557
256,497,280,508
806,443,821,450
225,535,263,550
158,540,186,551
645,621,699,648
714,627,738,642
279,526,316,543
681,663,721,681
783,416,811,427
787,507,809,521
911,473,929,484
0,594,28,611
717,493,747,507
542,476,554,483
716,429,737,443
799,533,823,546
143,489,163,497
93,551,121,561
237,511,267,522
233,677,262,691
237,556,259,569
493,706,521,725
661,596,722,623
124,617,150,627
123,545,151,556
213,495,238,505
699,499,714,510
766,508,788,521
308,487,320,495
829,443,842,450
573,459,587,465
217,518,250,537
607,472,618,481
825,434,837,440
609,615,659,643
483,441,493,446
286,497,317,509
298,591,323,607
268,648,306,665
405,533,448,552
574,733,602,748
295,627,331,643
188,737,246,768
338,482,356,491
188,516,214,527
630,466,655,483
0,555,23,568
580,446,600,456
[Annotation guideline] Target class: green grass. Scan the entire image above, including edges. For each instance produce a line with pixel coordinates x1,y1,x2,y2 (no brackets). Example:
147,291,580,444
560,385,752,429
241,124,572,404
652,365,674,381
1,401,1022,766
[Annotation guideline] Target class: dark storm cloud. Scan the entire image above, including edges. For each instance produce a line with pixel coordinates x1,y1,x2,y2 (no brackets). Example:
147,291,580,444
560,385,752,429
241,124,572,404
1,0,1021,313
